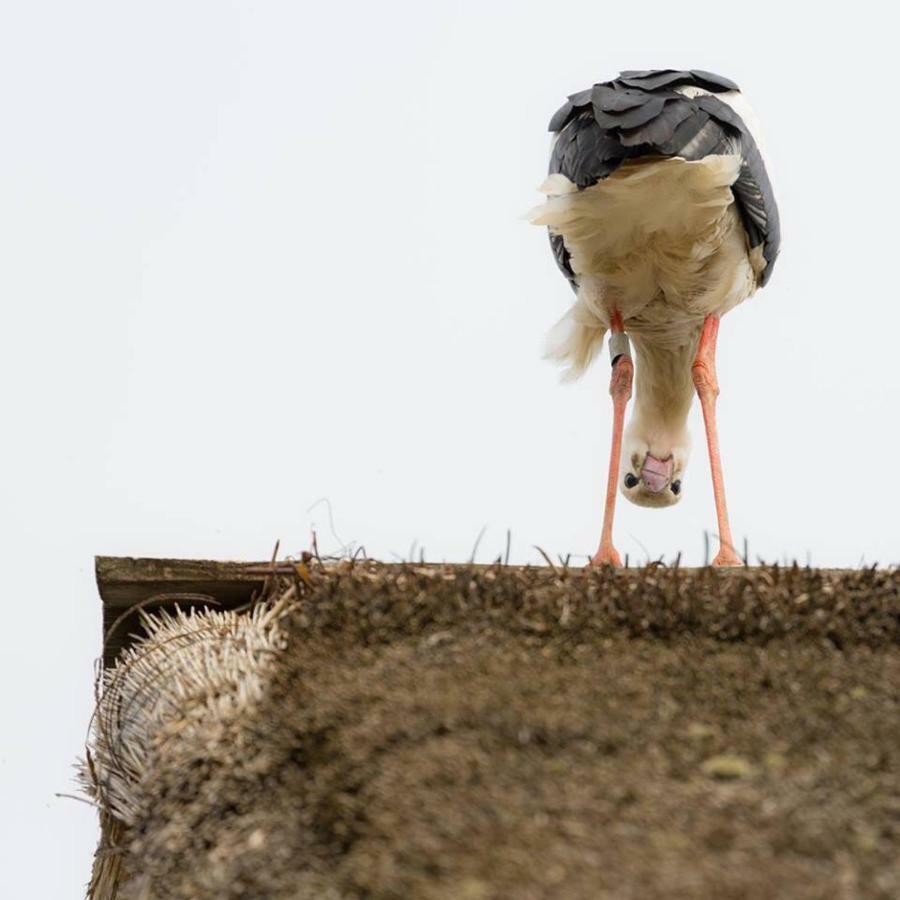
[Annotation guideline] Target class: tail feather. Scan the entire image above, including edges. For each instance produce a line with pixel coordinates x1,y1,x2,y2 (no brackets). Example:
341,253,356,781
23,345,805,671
544,303,606,382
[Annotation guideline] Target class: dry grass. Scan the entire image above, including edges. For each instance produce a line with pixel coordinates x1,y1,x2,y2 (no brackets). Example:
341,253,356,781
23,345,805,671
82,562,900,899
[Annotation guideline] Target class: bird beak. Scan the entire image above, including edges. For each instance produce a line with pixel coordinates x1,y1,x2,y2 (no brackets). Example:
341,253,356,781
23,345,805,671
641,454,674,493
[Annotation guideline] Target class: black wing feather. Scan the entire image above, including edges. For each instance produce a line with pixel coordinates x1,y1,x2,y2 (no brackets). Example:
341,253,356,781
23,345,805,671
549,111,621,189
549,232,577,292
618,99,696,147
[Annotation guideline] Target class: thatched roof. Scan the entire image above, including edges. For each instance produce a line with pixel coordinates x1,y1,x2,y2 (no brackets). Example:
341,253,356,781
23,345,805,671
82,559,900,899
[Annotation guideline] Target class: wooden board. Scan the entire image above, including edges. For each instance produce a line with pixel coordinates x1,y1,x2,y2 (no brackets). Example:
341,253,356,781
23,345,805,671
95,556,285,666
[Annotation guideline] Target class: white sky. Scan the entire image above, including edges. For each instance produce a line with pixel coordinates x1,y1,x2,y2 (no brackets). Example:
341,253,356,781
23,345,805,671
3,1,898,895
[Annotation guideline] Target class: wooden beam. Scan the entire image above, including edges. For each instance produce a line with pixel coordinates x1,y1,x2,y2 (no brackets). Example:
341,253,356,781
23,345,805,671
95,556,276,667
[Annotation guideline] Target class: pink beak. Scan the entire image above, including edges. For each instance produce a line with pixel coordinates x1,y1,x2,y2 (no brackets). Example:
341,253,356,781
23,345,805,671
641,454,674,493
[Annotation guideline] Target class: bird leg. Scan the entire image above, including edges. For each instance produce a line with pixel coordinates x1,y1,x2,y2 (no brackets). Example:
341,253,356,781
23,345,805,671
692,315,743,567
590,314,633,567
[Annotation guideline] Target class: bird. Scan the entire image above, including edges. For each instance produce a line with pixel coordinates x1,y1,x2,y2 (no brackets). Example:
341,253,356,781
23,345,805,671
529,69,780,567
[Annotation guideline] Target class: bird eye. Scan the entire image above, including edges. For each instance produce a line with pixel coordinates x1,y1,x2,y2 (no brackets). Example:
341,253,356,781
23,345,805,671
671,480,682,495
624,473,639,488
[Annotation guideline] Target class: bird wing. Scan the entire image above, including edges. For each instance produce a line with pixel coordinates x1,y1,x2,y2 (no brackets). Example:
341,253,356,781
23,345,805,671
546,70,780,287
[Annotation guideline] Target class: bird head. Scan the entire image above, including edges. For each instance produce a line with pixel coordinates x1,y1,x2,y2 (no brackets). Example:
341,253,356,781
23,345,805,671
620,423,690,508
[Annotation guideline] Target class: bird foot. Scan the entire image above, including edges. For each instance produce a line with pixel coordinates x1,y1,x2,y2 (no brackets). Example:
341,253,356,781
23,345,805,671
589,543,623,567
711,547,743,567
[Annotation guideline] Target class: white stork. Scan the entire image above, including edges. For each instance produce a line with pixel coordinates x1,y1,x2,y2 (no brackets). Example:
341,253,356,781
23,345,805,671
530,69,780,566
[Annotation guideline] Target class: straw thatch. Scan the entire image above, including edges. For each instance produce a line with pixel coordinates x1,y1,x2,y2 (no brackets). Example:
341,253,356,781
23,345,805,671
82,596,292,898
81,562,900,899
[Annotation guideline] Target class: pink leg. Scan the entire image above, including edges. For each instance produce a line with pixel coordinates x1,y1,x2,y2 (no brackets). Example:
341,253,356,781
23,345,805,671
590,313,633,567
692,316,743,567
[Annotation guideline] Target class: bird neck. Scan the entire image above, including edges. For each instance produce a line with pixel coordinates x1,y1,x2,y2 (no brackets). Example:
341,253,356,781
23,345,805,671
629,335,697,448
